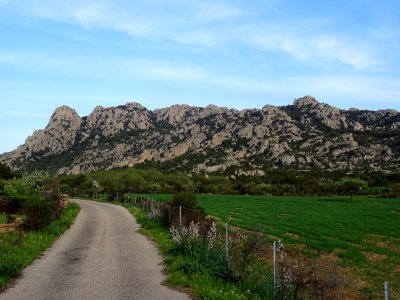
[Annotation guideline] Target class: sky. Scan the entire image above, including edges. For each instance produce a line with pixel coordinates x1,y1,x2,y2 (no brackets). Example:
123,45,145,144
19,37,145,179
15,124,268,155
0,0,400,153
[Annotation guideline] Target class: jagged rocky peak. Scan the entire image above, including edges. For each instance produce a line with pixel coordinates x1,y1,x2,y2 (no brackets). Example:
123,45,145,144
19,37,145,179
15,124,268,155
1,96,399,174
84,102,152,139
155,104,199,125
49,105,81,123
293,95,320,108
124,102,146,110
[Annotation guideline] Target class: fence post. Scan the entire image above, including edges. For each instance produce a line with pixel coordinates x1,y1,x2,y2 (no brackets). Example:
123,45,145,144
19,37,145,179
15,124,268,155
273,241,277,290
385,281,390,300
179,206,182,226
225,222,229,261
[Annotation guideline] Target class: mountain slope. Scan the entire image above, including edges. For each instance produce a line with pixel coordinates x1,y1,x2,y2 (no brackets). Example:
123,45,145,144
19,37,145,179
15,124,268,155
1,96,399,174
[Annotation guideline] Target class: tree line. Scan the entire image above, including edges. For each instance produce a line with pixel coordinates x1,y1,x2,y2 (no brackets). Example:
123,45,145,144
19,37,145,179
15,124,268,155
56,166,400,199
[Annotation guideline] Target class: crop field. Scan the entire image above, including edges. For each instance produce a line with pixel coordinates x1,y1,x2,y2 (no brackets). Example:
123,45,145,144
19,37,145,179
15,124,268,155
132,193,400,297
197,195,400,297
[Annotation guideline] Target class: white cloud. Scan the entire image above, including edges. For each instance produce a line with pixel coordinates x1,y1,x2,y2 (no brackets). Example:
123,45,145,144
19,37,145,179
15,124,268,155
72,5,107,27
252,31,378,70
3,1,392,70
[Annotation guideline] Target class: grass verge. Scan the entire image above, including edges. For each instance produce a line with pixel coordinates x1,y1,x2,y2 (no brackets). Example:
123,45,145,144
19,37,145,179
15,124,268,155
0,203,80,290
122,203,268,300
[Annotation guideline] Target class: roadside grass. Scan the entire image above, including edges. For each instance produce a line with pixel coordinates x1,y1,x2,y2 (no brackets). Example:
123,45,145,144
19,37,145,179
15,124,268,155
0,214,7,224
128,194,400,298
0,203,80,290
122,203,269,300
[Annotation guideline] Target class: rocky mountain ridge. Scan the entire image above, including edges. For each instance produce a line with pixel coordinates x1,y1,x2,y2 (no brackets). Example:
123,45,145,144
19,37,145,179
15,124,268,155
1,96,399,174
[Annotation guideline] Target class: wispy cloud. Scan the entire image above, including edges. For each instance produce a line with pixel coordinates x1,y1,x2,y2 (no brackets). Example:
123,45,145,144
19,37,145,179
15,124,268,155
250,26,378,70
1,48,399,110
3,0,392,71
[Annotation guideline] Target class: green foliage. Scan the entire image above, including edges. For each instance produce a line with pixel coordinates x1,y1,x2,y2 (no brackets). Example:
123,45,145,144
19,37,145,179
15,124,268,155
58,166,400,199
171,192,198,209
1,172,62,230
0,163,13,180
334,178,368,195
3,179,41,201
123,203,273,299
22,197,52,230
19,170,50,191
0,203,80,289
59,168,198,199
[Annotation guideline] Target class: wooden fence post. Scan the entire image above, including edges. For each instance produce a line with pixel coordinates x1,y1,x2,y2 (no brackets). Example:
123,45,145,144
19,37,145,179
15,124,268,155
179,206,182,226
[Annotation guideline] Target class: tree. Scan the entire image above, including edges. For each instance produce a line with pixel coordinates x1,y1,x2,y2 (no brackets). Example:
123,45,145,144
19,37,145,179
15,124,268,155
0,163,13,179
335,178,368,196
171,192,198,209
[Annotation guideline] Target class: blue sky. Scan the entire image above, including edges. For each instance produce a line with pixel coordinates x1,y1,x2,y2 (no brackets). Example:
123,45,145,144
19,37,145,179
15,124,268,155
1,0,399,153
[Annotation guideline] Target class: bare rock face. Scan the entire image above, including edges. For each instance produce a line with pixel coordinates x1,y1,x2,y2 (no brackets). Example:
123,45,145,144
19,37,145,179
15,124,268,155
293,96,348,129
83,102,152,139
1,96,399,174
293,95,320,108
1,106,82,167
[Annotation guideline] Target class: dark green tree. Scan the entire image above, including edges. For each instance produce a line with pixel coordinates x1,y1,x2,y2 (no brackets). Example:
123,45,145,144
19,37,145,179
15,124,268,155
0,163,13,179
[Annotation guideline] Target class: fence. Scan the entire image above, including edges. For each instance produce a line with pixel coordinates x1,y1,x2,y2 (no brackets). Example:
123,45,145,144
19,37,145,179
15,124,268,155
80,193,398,299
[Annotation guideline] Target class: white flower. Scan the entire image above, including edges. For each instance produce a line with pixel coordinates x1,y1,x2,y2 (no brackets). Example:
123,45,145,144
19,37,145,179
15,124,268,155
207,221,218,249
188,221,200,239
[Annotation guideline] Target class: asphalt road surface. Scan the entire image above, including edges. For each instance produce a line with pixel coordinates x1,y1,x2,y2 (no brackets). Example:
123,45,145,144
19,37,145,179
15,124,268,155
0,200,189,300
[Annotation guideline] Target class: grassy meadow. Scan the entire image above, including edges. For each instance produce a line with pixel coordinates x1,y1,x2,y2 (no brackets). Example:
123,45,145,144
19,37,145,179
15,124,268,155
133,194,399,297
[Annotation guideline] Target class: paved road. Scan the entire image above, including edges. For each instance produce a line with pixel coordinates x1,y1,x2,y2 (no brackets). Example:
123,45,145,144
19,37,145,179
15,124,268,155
0,200,189,300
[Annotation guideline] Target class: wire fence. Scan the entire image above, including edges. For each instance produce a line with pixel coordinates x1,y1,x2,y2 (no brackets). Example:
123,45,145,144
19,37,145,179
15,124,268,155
79,193,397,299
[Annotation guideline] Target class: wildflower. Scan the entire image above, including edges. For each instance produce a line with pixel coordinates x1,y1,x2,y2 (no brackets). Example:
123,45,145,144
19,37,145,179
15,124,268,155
207,221,218,249
148,206,161,219
188,221,200,239
170,225,181,243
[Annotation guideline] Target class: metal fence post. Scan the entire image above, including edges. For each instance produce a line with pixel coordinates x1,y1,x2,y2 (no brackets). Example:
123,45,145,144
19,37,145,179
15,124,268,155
273,241,277,290
225,223,229,261
385,281,390,300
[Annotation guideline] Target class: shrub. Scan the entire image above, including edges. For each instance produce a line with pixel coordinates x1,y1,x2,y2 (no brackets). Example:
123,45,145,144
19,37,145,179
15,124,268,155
1,173,63,230
0,163,13,180
23,197,52,230
171,192,198,209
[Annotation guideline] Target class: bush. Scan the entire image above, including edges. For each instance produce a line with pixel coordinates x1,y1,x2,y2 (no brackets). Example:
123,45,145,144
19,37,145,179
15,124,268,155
1,172,63,230
171,192,198,209
0,163,13,180
23,197,52,230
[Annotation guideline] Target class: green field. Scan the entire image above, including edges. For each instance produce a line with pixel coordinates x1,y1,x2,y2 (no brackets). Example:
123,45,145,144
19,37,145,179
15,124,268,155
198,195,400,297
132,194,399,297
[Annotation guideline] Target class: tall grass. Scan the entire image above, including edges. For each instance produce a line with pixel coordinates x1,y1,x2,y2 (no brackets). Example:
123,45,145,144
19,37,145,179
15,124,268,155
0,204,80,290
122,203,301,300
